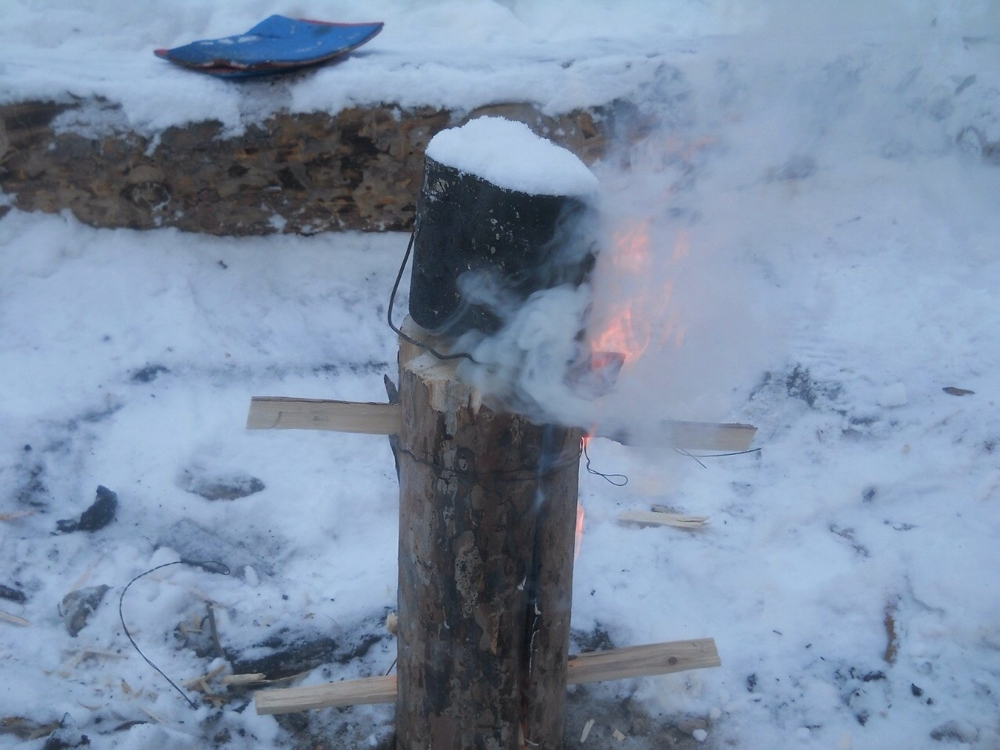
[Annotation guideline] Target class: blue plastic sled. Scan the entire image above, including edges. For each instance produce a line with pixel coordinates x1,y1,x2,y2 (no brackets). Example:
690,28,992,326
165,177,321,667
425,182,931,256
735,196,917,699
155,15,383,78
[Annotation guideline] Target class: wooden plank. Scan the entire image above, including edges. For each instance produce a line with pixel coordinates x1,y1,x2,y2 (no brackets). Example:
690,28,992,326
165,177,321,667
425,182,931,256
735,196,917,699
247,395,755,450
566,639,720,684
246,397,401,435
254,638,720,715
601,421,757,452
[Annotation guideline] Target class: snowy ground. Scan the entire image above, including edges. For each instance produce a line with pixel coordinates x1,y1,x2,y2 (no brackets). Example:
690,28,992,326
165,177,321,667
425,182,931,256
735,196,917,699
2,1,1000,749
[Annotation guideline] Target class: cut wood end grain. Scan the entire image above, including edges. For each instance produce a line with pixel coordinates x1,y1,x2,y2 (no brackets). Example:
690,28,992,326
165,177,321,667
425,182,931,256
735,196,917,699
404,352,483,418
253,638,720,715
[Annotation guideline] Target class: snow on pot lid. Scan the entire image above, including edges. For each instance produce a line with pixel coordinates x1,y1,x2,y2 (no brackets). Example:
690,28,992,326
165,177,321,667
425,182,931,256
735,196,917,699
424,116,599,197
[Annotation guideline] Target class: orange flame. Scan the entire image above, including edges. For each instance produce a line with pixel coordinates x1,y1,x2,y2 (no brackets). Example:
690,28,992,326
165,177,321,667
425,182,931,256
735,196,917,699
587,220,687,368
574,434,596,561
574,503,585,562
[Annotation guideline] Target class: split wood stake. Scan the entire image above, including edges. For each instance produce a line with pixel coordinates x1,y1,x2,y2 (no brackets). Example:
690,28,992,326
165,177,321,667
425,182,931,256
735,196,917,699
183,663,227,690
254,638,720,715
246,397,756,452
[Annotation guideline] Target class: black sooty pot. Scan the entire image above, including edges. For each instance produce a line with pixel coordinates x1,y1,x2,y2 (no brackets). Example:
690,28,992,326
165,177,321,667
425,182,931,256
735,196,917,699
408,156,597,337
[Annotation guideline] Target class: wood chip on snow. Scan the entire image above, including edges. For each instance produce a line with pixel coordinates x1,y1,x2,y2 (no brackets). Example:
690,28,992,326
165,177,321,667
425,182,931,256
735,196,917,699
0,510,35,522
0,610,30,627
618,509,708,529
221,673,268,686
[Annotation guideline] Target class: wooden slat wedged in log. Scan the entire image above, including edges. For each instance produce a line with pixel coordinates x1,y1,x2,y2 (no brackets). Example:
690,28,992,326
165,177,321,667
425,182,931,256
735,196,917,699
253,638,721,715
245,396,757,451
246,396,401,434
395,337,581,750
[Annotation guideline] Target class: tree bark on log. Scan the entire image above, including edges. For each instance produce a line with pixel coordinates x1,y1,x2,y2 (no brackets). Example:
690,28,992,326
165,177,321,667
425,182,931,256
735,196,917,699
520,432,580,747
395,333,580,750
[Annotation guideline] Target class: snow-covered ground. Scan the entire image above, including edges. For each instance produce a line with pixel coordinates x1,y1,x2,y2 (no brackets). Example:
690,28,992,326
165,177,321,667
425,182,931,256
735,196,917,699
2,1,999,748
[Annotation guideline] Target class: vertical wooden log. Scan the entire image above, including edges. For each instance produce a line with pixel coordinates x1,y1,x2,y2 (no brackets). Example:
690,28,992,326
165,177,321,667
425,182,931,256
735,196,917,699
396,118,595,749
521,425,581,749
395,334,580,750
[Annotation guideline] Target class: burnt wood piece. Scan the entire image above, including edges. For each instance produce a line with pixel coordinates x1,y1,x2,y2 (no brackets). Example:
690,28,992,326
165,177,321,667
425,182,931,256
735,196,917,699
395,332,580,750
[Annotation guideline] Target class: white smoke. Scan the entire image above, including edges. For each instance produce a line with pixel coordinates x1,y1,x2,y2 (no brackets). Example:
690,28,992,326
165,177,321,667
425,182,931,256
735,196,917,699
455,0,998,442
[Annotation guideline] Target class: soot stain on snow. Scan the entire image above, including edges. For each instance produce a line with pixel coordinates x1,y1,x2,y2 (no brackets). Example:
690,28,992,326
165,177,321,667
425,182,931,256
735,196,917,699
564,683,712,750
70,400,123,426
765,154,817,182
930,720,980,743
0,582,27,602
748,365,844,414
11,402,126,513
273,707,395,750
14,460,50,508
223,611,392,681
831,662,897,728
829,524,870,557
181,469,265,501
312,359,391,377
783,365,841,408
722,500,761,523
158,518,277,577
130,363,169,383
842,414,883,441
570,623,616,653
41,724,92,750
